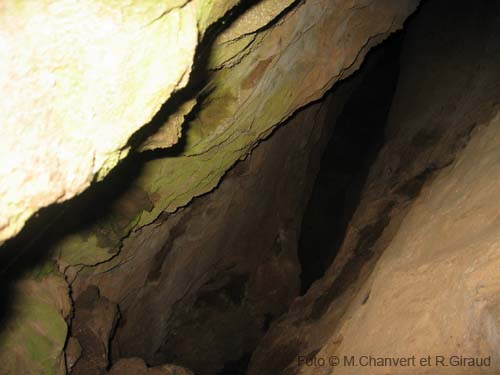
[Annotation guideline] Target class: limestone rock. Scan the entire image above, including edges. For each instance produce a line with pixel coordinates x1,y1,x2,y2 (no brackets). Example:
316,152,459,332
0,0,236,243
65,337,83,371
71,89,356,374
53,0,419,283
139,98,197,152
0,273,71,375
0,0,420,374
134,0,420,233
248,1,500,374
71,285,119,375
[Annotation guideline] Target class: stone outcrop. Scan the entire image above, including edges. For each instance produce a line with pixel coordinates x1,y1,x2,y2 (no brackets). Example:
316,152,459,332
0,0,205,243
0,0,418,244
69,85,356,374
70,286,118,375
0,0,421,374
248,1,500,374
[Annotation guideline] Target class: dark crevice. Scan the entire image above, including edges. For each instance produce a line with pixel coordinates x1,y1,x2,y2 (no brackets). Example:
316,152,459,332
297,32,404,295
213,31,408,374
219,352,253,375
308,201,394,321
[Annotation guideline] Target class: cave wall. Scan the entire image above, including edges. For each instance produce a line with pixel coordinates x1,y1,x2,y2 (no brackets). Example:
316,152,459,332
248,0,500,374
4,0,500,374
53,0,418,277
298,34,402,293
0,0,224,243
70,86,354,374
0,0,417,245
0,1,420,374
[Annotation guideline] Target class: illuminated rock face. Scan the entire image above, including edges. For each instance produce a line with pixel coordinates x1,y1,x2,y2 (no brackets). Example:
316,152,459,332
0,0,417,244
0,0,421,374
0,0,243,244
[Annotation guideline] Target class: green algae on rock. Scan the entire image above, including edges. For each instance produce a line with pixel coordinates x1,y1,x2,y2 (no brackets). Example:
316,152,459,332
0,274,71,375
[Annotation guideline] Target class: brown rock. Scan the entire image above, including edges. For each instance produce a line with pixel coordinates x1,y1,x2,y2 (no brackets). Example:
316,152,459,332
248,1,500,374
65,337,83,371
71,75,364,374
71,285,119,375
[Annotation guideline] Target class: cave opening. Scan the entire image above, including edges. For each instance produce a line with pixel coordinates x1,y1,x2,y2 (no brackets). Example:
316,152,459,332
298,33,404,294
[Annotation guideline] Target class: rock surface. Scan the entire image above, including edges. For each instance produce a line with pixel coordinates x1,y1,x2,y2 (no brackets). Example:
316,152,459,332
0,0,419,374
0,0,418,245
70,286,118,375
0,0,234,243
71,86,356,374
248,1,500,374
0,272,71,375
